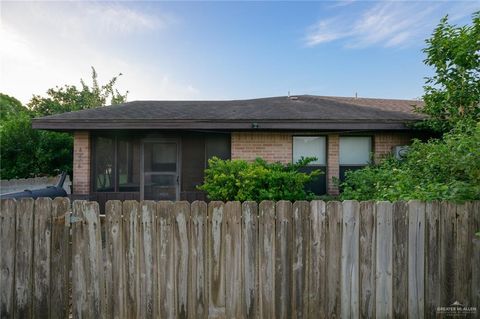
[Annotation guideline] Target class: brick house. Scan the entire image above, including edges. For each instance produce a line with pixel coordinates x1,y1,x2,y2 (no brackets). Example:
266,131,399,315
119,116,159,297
32,95,425,208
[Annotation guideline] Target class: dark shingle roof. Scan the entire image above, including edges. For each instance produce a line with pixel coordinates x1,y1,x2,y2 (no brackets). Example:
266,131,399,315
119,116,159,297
32,95,425,131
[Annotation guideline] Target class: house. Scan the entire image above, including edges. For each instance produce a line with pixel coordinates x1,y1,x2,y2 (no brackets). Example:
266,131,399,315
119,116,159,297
32,95,426,208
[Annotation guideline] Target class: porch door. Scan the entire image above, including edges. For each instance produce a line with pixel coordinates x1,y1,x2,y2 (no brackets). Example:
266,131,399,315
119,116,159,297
141,139,180,201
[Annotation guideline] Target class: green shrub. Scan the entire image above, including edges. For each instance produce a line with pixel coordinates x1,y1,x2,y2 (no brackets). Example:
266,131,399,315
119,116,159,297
340,121,480,201
198,157,322,201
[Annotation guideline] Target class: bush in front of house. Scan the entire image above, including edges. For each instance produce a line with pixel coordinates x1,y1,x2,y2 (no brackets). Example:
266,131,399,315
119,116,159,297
198,157,321,201
340,121,480,201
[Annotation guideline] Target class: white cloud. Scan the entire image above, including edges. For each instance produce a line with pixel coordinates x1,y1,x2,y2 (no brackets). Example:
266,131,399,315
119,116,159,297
305,1,478,48
0,2,198,104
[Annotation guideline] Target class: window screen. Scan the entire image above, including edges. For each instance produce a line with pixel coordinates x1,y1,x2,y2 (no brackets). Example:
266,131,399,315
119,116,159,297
293,136,326,165
117,139,140,192
205,134,231,163
339,136,372,165
94,137,115,192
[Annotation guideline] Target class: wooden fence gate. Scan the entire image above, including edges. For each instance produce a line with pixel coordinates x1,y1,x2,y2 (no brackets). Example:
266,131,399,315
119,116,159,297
1,198,479,318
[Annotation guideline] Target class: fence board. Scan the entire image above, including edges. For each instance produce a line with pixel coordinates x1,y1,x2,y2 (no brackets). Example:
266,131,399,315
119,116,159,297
0,199,16,318
292,201,309,319
275,201,292,319
105,200,125,319
408,200,425,319
174,201,191,319
425,201,441,317
189,201,207,319
473,201,480,316
14,198,35,319
225,201,242,319
139,201,156,319
242,201,258,319
392,201,408,318
341,200,360,319
258,201,276,319
375,201,393,318
308,200,326,319
208,201,226,318
326,201,342,318
454,202,473,307
359,201,375,319
157,201,175,318
439,202,456,306
50,197,70,319
33,198,53,319
123,201,141,318
71,201,105,319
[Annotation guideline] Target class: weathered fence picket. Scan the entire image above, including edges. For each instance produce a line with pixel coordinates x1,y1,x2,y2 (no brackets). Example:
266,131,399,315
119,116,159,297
1,198,479,319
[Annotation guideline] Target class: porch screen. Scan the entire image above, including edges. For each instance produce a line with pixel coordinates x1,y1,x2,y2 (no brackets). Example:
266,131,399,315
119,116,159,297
94,137,115,192
292,136,327,195
339,136,372,182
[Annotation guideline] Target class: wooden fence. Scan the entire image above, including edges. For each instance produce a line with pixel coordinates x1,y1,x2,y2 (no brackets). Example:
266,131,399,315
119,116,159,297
1,198,479,318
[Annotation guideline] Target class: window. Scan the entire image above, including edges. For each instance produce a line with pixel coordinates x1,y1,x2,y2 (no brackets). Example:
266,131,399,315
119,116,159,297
117,139,140,192
205,134,231,163
292,136,327,195
93,135,141,192
94,137,115,192
293,136,326,165
339,136,372,182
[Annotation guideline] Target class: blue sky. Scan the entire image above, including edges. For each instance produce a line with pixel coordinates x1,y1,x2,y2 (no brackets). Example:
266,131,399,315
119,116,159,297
1,1,478,104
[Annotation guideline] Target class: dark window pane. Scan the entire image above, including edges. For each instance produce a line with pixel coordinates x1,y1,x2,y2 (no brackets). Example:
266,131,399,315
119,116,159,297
206,134,231,163
299,166,326,195
118,139,140,192
94,137,114,192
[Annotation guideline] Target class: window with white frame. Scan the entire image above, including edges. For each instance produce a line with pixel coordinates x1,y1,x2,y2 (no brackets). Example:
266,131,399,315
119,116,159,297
293,136,326,165
292,136,327,195
339,136,372,165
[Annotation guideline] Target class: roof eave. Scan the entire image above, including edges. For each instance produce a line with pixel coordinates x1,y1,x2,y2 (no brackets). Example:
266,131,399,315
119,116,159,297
32,119,420,131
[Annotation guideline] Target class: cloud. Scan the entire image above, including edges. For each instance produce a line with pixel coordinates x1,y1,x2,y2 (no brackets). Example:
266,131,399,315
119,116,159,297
304,1,478,48
0,2,198,104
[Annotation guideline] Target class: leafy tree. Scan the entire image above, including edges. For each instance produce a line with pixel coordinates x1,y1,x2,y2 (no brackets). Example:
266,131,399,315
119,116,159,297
0,93,30,122
341,12,480,201
416,11,480,132
199,157,321,201
29,67,128,116
0,68,127,179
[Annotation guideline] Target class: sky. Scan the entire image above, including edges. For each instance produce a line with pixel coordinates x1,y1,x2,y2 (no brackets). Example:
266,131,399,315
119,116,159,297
1,1,479,105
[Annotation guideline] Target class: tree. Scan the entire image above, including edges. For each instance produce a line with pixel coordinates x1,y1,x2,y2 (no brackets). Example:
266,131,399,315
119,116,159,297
416,11,480,132
0,68,128,179
29,67,128,116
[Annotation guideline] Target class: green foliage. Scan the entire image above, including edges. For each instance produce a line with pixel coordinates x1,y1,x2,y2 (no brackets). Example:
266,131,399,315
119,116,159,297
198,157,322,201
0,67,127,179
340,122,480,201
416,12,480,133
29,67,128,116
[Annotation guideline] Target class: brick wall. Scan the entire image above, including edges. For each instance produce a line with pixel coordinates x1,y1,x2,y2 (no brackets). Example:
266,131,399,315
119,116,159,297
327,134,340,196
374,132,413,162
231,132,292,164
73,131,91,195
